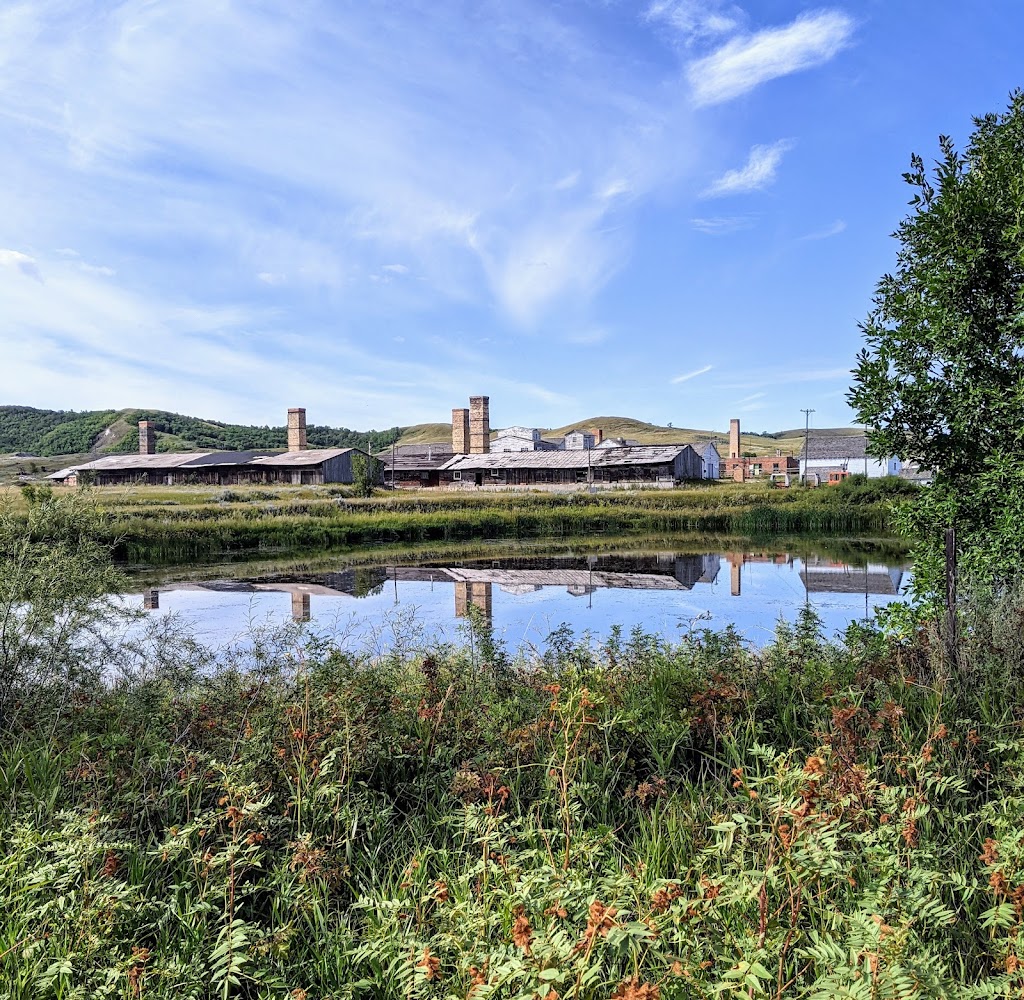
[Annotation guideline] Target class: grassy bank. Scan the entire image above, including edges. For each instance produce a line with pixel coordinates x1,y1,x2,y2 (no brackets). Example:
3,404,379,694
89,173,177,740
8,478,915,563
5,487,1021,998
3,595,1024,997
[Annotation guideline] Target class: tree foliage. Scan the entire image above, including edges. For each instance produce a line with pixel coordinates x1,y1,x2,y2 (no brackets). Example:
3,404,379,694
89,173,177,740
850,92,1024,595
0,404,402,457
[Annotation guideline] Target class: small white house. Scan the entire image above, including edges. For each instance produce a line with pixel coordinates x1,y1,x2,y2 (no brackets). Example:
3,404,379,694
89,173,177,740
798,435,901,483
494,426,543,452
697,441,720,480
564,430,596,451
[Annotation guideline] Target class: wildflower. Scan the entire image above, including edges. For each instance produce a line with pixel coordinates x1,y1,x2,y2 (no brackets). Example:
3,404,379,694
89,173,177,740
100,851,119,879
544,902,568,919
670,961,684,977
699,877,721,900
650,882,681,913
432,879,450,903
980,839,1000,865
511,907,534,953
933,723,948,739
610,977,660,1000
804,756,827,776
576,901,618,951
777,823,793,850
1007,954,1020,974
416,947,441,981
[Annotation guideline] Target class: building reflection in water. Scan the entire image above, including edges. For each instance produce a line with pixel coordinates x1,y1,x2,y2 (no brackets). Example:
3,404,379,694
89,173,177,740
136,550,905,626
454,581,493,622
290,591,311,622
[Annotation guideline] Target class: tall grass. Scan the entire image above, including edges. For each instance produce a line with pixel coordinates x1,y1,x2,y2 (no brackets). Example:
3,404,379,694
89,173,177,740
3,594,1024,997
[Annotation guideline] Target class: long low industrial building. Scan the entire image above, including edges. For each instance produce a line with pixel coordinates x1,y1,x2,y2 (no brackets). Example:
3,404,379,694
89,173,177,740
437,444,702,488
47,409,377,486
49,447,369,486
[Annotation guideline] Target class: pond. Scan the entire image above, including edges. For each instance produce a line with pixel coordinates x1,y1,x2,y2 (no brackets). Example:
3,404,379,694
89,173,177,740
124,535,911,651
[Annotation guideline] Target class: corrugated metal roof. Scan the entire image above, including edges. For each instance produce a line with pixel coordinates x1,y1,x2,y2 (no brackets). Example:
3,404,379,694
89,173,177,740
51,448,357,473
803,435,869,460
248,448,355,467
64,453,215,472
440,445,690,471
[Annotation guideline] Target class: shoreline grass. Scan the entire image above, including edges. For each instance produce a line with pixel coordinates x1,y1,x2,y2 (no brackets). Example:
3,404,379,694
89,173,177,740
6,479,914,563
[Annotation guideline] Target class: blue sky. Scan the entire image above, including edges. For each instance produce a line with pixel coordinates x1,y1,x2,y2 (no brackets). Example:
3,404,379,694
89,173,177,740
0,1,1021,434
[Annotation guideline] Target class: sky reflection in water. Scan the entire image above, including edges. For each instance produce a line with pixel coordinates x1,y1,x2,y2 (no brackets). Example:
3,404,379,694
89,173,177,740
129,547,909,653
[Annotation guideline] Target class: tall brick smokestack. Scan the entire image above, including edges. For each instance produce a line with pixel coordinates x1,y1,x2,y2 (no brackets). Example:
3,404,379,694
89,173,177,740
729,418,740,460
452,408,470,454
138,420,156,455
469,396,490,454
590,427,603,445
287,408,307,452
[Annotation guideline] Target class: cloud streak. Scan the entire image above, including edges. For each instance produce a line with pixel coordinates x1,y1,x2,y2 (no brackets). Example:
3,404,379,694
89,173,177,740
671,364,713,384
688,10,854,106
703,139,793,196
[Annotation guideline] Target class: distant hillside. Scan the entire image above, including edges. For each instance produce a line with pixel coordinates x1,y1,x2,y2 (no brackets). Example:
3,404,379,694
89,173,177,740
0,406,402,458
396,415,862,457
0,405,865,464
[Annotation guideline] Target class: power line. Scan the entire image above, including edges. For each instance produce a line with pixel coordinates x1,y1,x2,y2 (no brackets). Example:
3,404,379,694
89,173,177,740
800,408,815,486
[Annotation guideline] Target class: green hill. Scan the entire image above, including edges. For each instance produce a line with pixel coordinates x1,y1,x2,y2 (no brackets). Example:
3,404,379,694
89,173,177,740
396,415,860,457
0,406,402,458
0,405,864,467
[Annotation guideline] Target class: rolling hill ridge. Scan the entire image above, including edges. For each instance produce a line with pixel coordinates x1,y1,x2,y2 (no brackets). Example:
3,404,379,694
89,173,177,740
0,405,865,462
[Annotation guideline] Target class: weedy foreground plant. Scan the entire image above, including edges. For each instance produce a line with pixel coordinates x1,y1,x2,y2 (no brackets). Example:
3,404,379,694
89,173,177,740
2,490,1024,998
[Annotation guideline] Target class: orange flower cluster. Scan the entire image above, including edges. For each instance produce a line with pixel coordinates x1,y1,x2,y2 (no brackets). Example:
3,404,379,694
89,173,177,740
649,882,682,913
511,907,533,952
416,947,440,981
609,977,660,1000
575,900,618,952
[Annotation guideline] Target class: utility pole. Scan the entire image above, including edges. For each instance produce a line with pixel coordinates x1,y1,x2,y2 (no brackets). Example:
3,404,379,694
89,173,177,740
800,409,815,486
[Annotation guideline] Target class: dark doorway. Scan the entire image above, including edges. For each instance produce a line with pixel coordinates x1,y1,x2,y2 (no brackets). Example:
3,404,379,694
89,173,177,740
475,472,483,486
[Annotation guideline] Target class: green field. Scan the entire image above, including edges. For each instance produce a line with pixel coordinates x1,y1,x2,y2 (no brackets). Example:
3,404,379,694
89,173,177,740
5,477,916,565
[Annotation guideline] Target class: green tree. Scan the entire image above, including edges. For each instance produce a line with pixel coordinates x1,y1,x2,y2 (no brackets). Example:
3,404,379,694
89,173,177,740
849,91,1024,595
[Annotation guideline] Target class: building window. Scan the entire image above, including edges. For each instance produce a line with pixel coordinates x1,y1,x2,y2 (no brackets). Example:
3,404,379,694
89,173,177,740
453,471,462,481
490,468,499,477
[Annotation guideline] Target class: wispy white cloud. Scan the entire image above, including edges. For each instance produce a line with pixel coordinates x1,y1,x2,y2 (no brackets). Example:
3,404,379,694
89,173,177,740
800,219,847,240
78,262,115,277
644,0,744,45
736,391,766,404
688,10,854,106
381,263,409,275
0,248,42,280
690,215,757,234
717,366,851,391
703,139,793,197
671,364,713,384
553,170,581,191
566,327,610,346
0,0,701,335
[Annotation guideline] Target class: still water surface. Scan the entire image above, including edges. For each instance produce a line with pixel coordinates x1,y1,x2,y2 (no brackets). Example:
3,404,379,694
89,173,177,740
128,540,910,651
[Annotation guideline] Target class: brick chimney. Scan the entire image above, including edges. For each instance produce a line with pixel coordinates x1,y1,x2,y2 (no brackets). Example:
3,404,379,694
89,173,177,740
590,427,603,445
138,420,156,455
469,395,490,454
287,408,307,452
452,408,470,454
729,418,740,460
